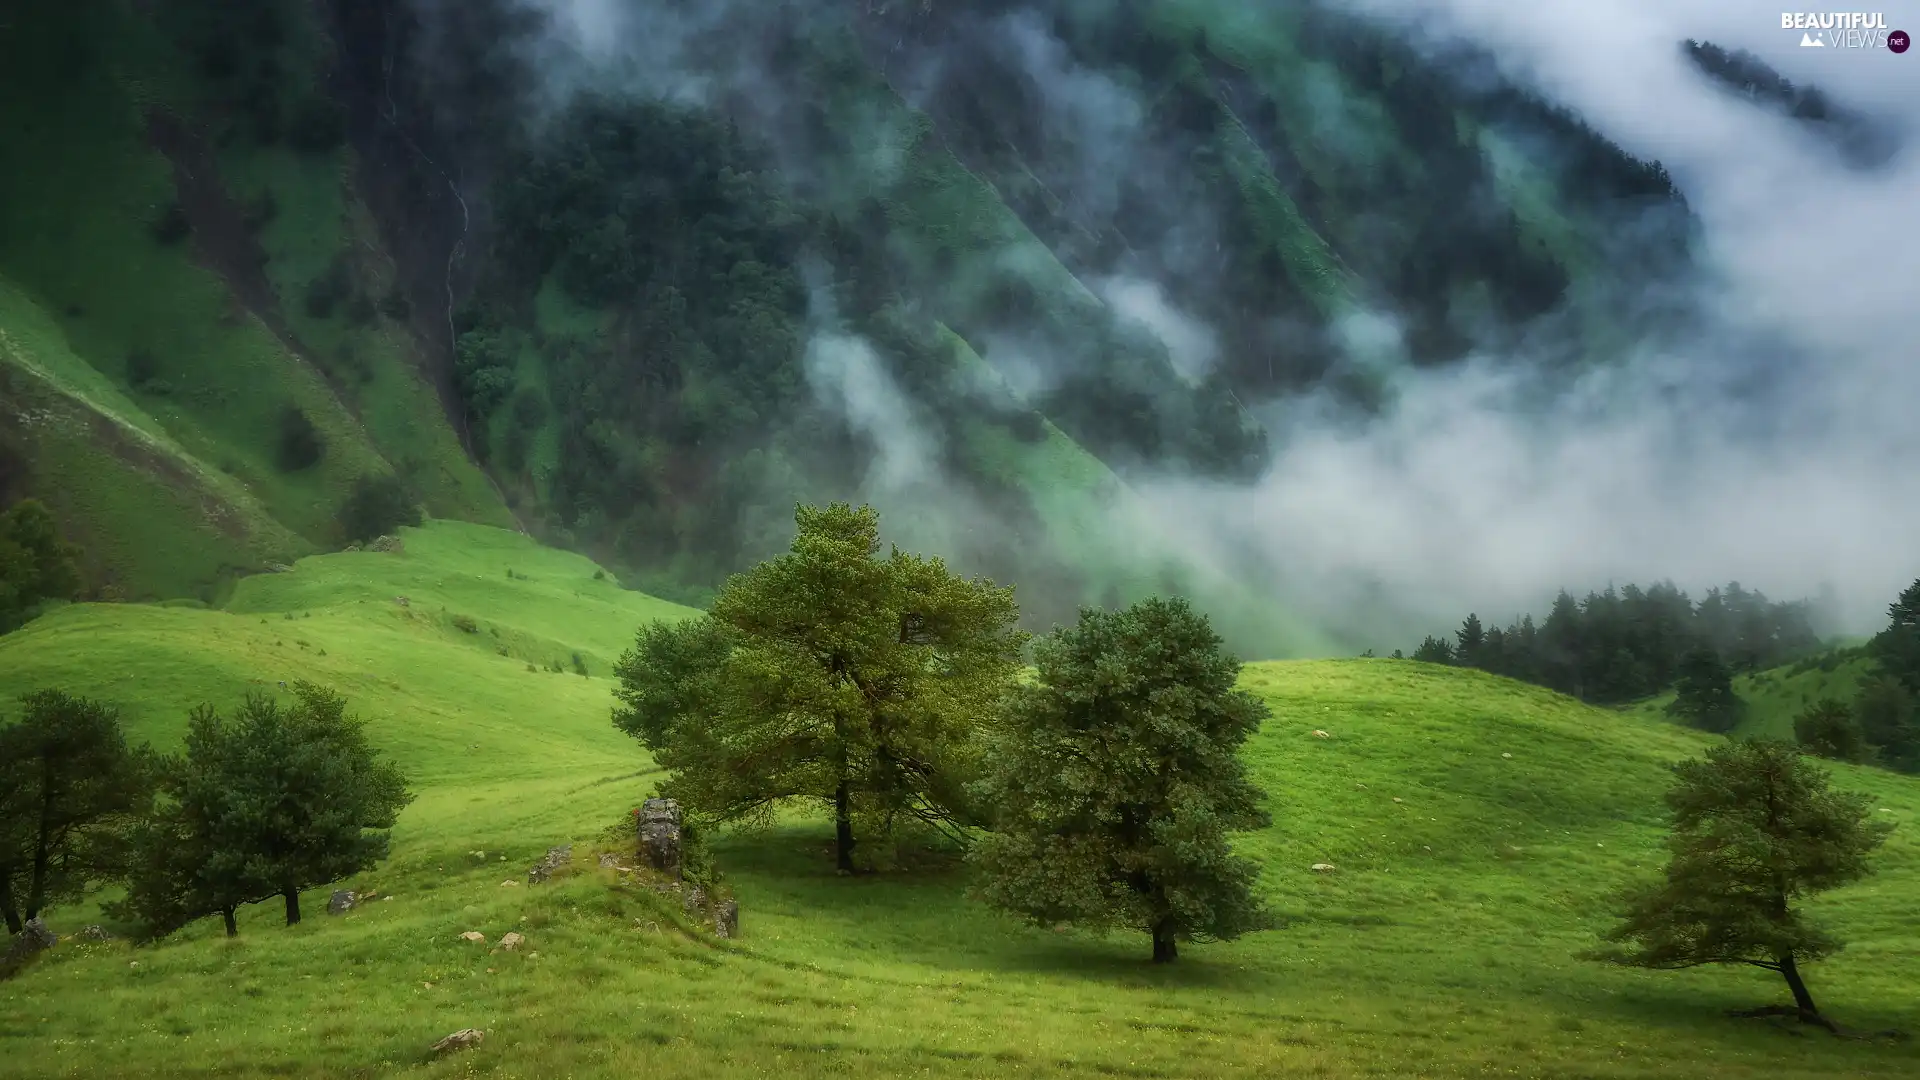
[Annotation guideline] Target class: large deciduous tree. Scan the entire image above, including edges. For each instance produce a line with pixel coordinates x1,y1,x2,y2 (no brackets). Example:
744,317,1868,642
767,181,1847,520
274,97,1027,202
613,503,1026,872
115,683,411,936
1588,738,1893,1029
0,691,153,933
967,597,1273,963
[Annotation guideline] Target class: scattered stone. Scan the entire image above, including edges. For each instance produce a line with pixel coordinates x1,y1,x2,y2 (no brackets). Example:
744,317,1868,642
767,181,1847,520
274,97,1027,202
6,918,58,962
501,880,519,888
265,562,294,574
327,890,356,915
394,595,410,607
1311,863,1337,873
598,852,620,869
1391,797,1403,804
1354,782,1367,790
715,899,739,939
1501,752,1512,759
369,535,405,554
460,931,486,944
638,798,683,877
528,844,573,885
76,925,114,942
423,981,434,989
1311,729,1331,739
431,1029,484,1055
1880,808,1894,813
499,932,525,951
129,961,139,967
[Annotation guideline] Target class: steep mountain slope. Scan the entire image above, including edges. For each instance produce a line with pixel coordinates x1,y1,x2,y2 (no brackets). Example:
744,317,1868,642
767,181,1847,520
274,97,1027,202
0,0,511,601
0,527,1913,1077
3,0,1702,643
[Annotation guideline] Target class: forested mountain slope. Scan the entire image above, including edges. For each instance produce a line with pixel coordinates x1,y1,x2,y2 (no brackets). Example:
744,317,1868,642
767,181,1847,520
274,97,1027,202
3,0,1709,643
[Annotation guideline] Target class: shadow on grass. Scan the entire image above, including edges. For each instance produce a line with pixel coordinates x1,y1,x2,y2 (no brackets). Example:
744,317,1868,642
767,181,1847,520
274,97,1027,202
710,823,1292,992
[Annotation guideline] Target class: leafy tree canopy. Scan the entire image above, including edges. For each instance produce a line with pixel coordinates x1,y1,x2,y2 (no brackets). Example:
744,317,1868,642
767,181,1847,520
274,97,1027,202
0,499,81,634
1793,698,1866,763
0,691,153,934
1868,578,1920,693
1668,646,1745,734
614,503,1027,871
1589,738,1893,1025
115,683,412,937
968,597,1273,963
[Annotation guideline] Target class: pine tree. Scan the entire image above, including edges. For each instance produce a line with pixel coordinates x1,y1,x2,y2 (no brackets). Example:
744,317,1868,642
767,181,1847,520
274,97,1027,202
1669,647,1744,733
1590,739,1893,1029
1868,578,1920,693
1455,613,1485,668
968,598,1272,963
1852,676,1918,772
1411,634,1455,664
1793,699,1866,763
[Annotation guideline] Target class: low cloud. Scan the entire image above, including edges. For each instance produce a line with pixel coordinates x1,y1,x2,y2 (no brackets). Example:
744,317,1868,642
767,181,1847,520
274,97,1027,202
1130,0,1920,643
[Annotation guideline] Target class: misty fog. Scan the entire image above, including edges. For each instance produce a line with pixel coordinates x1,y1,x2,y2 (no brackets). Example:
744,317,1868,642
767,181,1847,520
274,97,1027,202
490,0,1918,653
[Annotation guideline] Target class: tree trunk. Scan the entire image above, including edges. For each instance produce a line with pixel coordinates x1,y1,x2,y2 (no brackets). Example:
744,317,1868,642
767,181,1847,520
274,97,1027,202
26,760,54,920
834,780,856,873
1778,952,1819,1016
283,890,301,926
222,907,238,937
1151,919,1178,964
0,872,19,935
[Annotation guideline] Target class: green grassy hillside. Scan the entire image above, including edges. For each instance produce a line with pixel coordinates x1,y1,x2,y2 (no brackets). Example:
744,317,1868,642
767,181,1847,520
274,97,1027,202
1625,649,1883,741
0,525,1912,1078
0,0,510,601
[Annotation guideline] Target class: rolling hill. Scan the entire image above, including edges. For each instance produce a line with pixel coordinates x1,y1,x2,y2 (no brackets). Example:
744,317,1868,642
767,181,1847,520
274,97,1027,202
0,522,1913,1078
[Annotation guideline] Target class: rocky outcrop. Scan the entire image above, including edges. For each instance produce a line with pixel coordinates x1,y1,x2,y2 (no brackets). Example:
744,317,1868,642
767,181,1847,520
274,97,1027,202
328,889,357,914
638,798,681,876
6,918,58,962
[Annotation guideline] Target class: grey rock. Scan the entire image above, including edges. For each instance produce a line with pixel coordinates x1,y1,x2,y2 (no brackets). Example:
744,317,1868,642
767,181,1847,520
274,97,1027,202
527,843,572,885
638,798,682,877
6,918,58,962
327,890,356,915
370,535,405,554
76,924,114,942
432,1028,484,1054
714,899,739,939
598,852,620,869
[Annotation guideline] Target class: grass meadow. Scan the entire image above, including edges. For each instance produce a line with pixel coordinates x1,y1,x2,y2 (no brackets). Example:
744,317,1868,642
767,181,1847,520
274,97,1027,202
0,522,1914,1078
